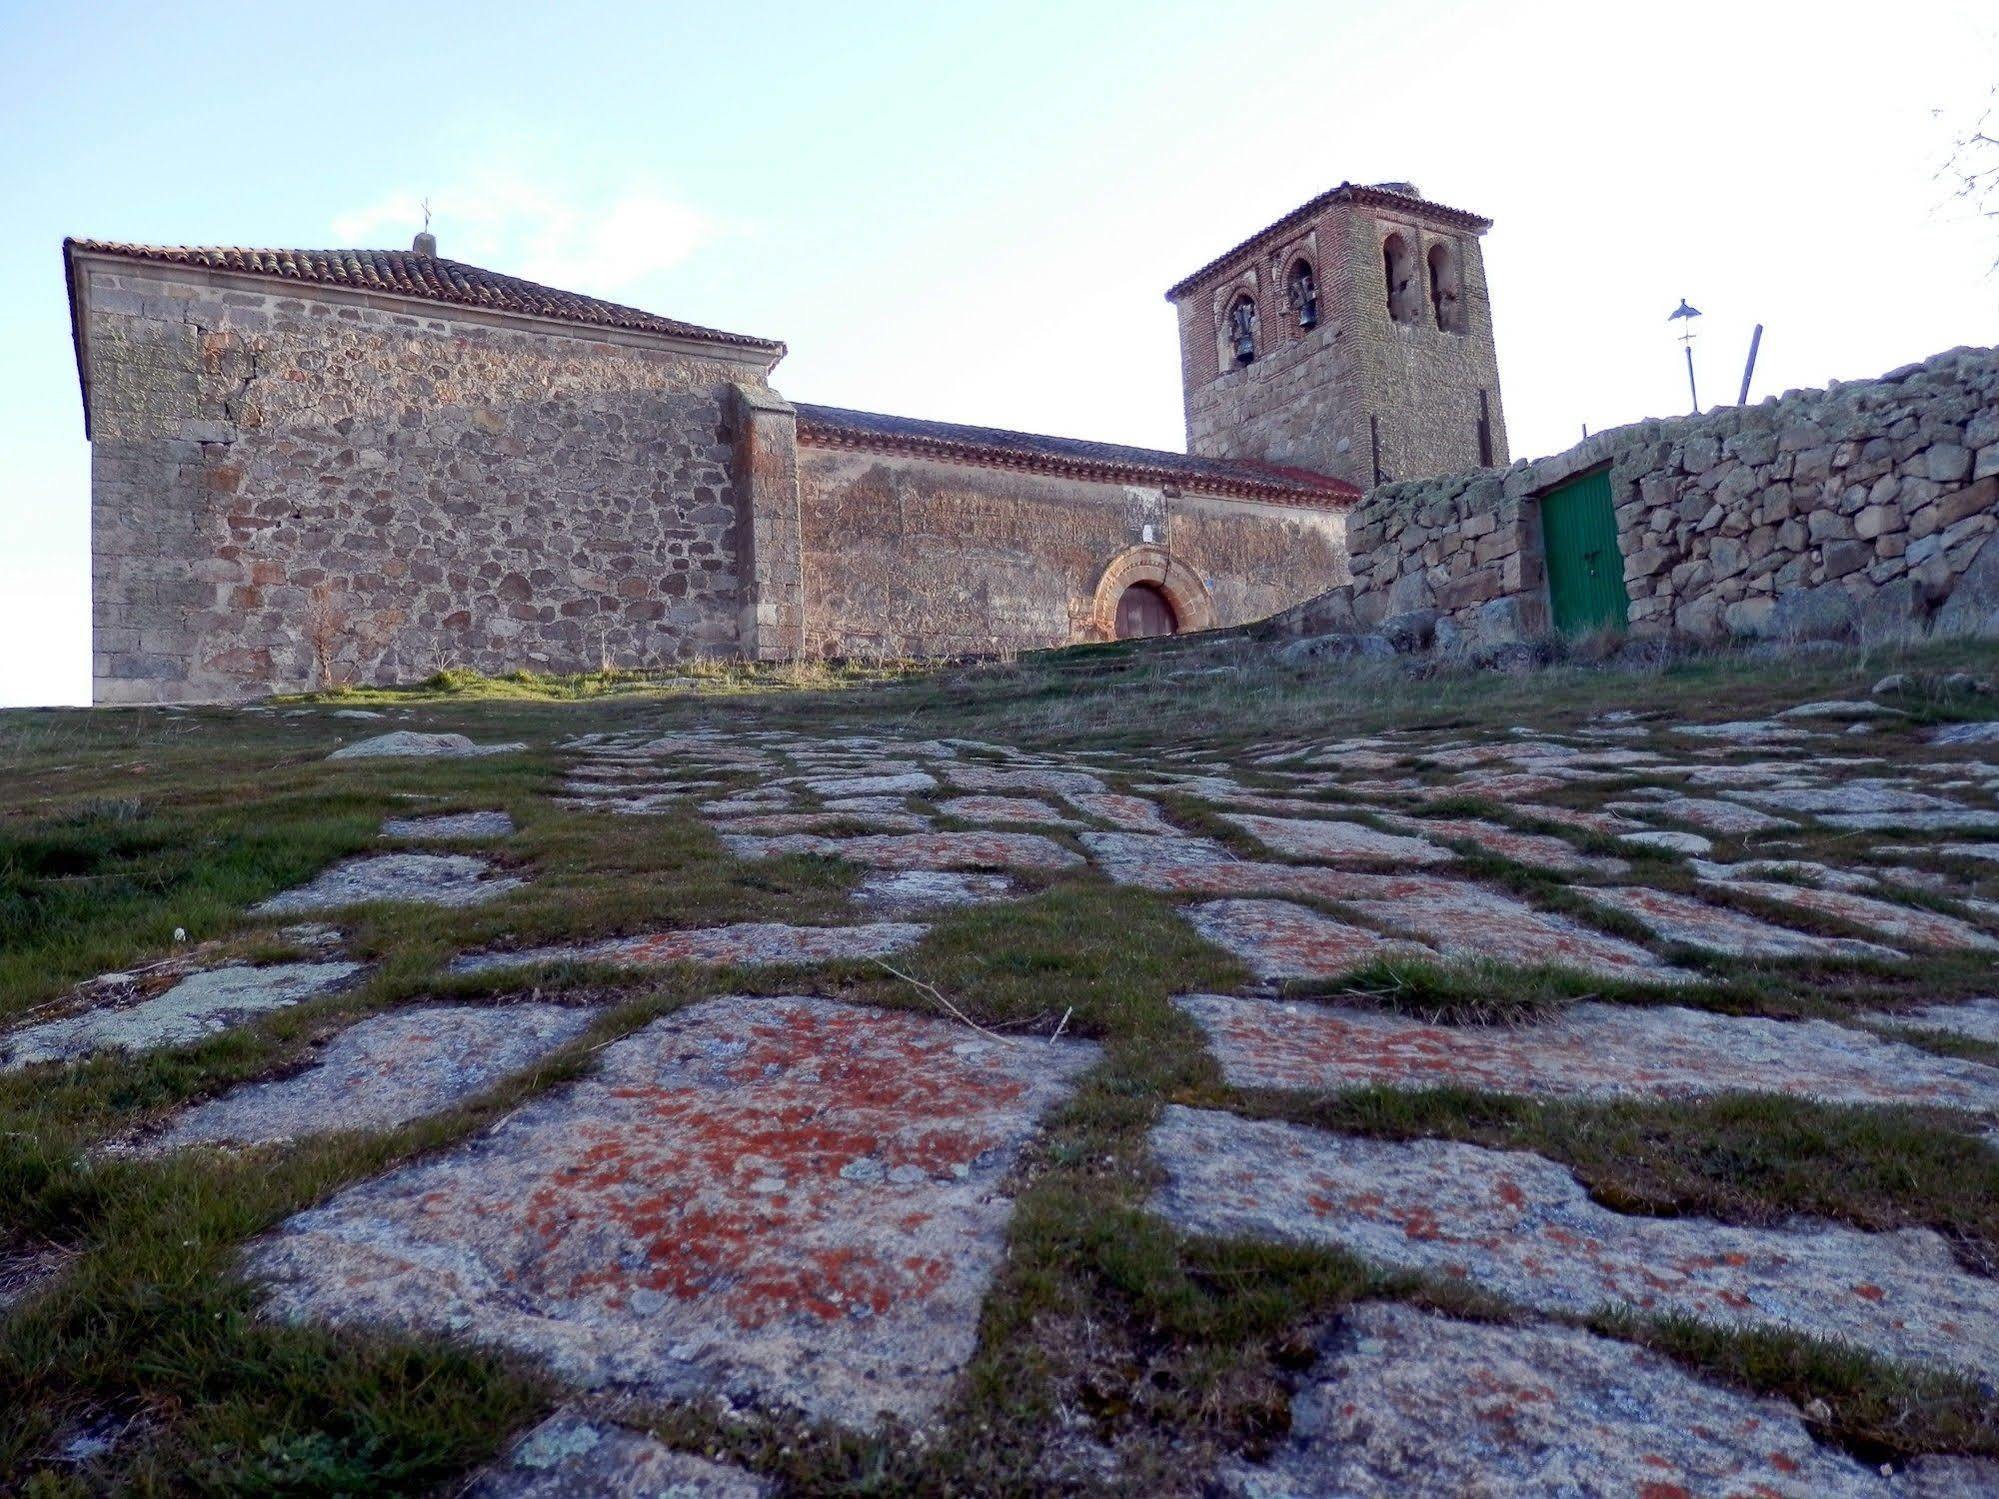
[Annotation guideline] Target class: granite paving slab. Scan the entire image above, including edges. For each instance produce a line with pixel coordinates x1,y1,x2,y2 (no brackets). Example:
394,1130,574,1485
705,812,931,835
1,962,364,1070
1217,813,1455,866
1184,899,1435,981
327,732,526,760
1148,1105,1999,1382
1062,791,1176,832
1339,884,1693,984
1861,997,1999,1044
935,795,1077,827
943,765,1109,797
379,811,518,841
1216,1302,1986,1499
254,853,525,913
1375,814,1626,876
1574,885,1901,960
247,996,1098,1427
144,1003,597,1150
850,870,1018,916
467,1412,771,1497
1081,832,1467,905
1175,994,1999,1110
1704,879,1999,951
1819,810,1999,832
1606,796,1800,836
720,831,1084,872
448,923,927,975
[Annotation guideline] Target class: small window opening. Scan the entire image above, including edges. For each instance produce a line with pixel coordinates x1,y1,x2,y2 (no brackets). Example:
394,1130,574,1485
1382,233,1418,324
1226,294,1259,364
1428,241,1466,333
1287,259,1318,330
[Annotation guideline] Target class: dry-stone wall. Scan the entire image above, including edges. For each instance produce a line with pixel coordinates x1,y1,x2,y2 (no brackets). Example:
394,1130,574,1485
1276,345,1999,651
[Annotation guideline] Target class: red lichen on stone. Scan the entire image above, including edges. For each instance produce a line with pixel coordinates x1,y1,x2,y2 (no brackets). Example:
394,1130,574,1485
247,996,1097,1426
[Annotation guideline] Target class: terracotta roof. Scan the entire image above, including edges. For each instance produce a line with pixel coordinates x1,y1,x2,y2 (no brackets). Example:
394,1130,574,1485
794,403,1357,507
63,238,784,353
1165,182,1493,301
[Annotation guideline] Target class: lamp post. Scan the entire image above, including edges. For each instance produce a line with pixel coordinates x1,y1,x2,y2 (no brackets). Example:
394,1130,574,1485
1667,298,1702,413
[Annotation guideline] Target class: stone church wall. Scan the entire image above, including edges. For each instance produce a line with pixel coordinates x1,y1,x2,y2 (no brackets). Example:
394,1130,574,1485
796,447,1344,658
83,262,767,703
1287,345,1999,648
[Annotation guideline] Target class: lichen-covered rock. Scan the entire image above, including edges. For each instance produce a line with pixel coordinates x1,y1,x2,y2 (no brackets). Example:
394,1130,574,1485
144,1002,595,1149
849,870,1017,915
1218,813,1454,866
1575,885,1899,959
720,831,1084,872
1,962,362,1070
379,811,517,840
1148,1106,1999,1382
1338,883,1692,983
327,732,525,760
254,853,525,913
1862,996,1999,1045
1184,899,1434,981
448,922,926,975
1701,879,1998,951
467,1413,770,1497
1175,994,1999,1110
247,997,1098,1427
1218,1302,1967,1499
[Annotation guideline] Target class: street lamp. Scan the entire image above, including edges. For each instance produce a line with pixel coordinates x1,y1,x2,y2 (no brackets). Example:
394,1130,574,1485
1667,298,1702,413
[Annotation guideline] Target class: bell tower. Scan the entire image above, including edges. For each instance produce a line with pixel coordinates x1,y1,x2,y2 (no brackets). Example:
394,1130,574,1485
1166,181,1507,492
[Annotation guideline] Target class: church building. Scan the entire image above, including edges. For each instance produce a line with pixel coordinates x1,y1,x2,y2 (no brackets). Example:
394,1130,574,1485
66,182,1505,703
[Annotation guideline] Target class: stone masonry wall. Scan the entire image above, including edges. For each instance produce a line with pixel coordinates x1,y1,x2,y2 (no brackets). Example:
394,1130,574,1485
83,260,773,703
1292,345,1999,649
796,447,1344,658
1174,199,1507,491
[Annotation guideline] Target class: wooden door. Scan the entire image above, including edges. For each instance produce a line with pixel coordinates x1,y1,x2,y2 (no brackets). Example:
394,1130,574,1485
1115,583,1178,639
1540,470,1630,633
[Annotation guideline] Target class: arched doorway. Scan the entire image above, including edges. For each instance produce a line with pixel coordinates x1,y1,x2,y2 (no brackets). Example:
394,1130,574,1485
1088,545,1216,642
1115,581,1178,639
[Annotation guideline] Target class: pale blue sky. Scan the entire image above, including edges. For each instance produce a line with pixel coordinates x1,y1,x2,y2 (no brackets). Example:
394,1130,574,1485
4,0,1996,705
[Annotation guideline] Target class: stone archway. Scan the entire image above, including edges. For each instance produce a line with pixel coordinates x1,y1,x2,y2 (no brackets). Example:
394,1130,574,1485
1089,546,1215,640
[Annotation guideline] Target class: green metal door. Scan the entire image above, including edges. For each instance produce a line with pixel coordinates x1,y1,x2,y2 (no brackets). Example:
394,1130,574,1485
1539,469,1629,633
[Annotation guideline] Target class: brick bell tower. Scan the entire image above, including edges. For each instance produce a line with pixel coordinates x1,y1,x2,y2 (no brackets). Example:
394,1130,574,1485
1166,181,1508,493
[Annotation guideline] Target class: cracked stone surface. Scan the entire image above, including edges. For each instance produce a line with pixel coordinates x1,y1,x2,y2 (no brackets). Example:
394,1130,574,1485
379,811,517,841
254,853,524,914
850,870,1017,916
1218,813,1455,866
1185,899,1434,981
326,731,525,760
721,830,1084,872
1217,1302,1980,1499
1575,885,1901,960
1,962,363,1070
1148,1106,1999,1382
1820,809,1999,832
449,923,926,975
1862,996,1999,1044
1175,994,1999,1111
145,1003,596,1150
1704,879,1999,951
1084,833,1466,906
467,1412,770,1497
1339,884,1692,984
247,996,1098,1427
